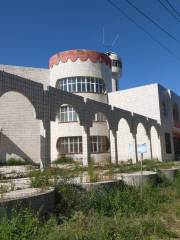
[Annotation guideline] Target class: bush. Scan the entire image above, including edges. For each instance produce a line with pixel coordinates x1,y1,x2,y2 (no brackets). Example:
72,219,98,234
53,155,75,164
30,170,51,189
6,158,26,166
0,208,58,240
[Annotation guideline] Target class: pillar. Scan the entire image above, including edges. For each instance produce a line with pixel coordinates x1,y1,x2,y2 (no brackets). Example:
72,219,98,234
40,92,51,169
147,134,153,160
110,129,118,164
132,133,138,163
82,125,90,166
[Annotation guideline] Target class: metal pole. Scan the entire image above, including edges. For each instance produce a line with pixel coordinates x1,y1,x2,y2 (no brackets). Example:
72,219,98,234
140,153,143,200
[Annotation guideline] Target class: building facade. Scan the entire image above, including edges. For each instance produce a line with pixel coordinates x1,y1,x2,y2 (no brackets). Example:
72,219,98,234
0,49,179,168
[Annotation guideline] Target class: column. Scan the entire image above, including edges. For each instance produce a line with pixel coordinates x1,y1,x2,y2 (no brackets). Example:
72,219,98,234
147,134,153,160
132,133,138,163
40,92,51,169
82,125,90,166
110,129,118,164
41,120,51,169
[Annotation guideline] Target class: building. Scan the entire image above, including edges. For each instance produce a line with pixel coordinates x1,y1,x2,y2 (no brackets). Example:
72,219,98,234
0,49,179,168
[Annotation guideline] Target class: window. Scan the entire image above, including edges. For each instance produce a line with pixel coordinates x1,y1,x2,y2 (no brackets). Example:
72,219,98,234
162,101,168,117
90,136,109,153
112,60,122,68
94,112,106,122
57,137,82,154
165,133,172,154
56,76,106,94
56,105,78,122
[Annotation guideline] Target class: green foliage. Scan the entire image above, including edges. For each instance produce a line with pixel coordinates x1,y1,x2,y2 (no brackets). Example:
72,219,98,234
87,163,100,182
0,208,57,240
1,172,180,239
53,155,75,164
30,170,51,189
3,158,27,166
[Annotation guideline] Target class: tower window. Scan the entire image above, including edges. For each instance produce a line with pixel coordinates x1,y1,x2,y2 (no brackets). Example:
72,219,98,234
112,60,121,68
56,76,106,94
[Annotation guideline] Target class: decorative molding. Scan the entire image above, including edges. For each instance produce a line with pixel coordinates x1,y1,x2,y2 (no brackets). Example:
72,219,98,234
49,50,111,68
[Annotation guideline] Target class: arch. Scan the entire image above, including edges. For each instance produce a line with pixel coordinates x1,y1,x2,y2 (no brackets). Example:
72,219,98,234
117,118,134,163
0,71,44,120
150,126,160,160
136,122,149,160
0,91,42,165
133,113,148,136
48,87,86,124
85,99,112,128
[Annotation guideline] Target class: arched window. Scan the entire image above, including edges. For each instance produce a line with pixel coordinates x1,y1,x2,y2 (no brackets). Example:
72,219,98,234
56,76,106,94
94,112,106,122
56,105,78,122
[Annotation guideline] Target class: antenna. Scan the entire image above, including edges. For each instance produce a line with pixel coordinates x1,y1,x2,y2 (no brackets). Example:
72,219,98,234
102,27,105,45
102,27,119,52
102,27,111,51
111,34,119,47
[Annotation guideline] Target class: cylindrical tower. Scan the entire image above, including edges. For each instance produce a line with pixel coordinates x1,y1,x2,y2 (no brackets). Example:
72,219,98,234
106,52,122,92
49,49,118,163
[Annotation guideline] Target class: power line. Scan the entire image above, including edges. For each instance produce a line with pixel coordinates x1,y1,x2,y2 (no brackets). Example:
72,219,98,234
125,0,180,45
106,0,180,62
157,0,180,22
164,0,180,17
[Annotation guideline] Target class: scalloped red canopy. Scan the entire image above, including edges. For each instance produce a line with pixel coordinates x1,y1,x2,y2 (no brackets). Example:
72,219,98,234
49,50,111,68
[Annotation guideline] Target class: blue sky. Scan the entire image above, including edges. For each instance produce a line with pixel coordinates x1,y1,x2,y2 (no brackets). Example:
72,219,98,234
0,0,180,93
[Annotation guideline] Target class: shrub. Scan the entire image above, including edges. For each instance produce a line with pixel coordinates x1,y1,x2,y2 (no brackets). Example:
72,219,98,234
53,155,75,164
30,170,51,189
6,158,26,166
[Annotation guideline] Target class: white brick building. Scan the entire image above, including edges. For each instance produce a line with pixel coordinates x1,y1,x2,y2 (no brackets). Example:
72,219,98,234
0,49,179,168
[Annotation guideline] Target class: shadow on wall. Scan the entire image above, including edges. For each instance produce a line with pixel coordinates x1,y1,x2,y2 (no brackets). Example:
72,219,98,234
0,134,34,164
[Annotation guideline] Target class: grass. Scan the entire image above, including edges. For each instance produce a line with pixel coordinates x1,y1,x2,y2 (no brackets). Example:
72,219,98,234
29,159,180,187
0,173,180,239
1,159,180,239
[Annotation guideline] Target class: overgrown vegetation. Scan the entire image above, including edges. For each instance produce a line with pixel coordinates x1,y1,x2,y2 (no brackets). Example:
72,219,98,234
0,158,27,166
1,159,180,239
53,155,75,164
1,173,180,239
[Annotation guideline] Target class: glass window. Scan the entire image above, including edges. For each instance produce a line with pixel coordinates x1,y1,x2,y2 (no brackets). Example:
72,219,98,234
87,77,91,92
56,76,106,94
58,105,78,122
94,112,106,122
90,136,109,153
57,136,82,154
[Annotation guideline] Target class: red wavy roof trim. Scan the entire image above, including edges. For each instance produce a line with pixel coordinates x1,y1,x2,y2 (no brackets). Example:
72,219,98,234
49,50,111,68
